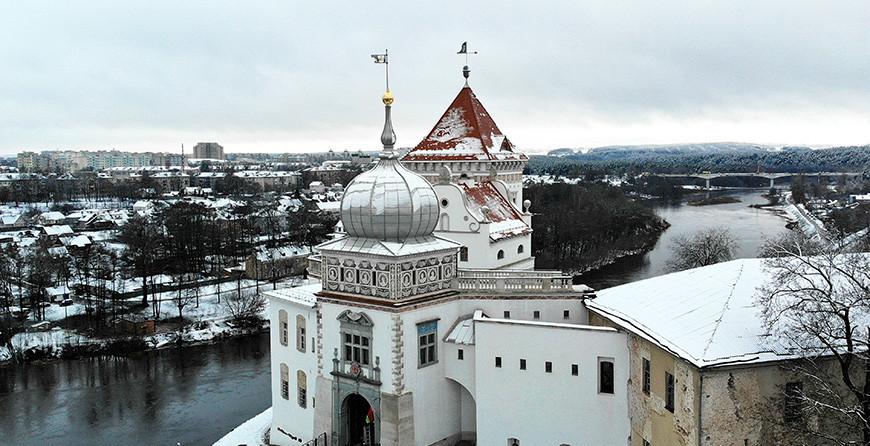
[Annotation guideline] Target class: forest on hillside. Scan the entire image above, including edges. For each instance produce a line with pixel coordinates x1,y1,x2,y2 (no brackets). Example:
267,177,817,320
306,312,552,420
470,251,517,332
529,145,870,177
527,183,668,274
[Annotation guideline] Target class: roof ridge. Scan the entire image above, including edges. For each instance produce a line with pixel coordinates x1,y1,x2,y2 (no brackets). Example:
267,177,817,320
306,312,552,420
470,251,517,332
701,261,745,358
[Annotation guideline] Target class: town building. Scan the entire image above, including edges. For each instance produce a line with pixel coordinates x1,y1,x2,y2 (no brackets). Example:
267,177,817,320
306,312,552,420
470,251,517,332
193,142,225,160
266,81,630,446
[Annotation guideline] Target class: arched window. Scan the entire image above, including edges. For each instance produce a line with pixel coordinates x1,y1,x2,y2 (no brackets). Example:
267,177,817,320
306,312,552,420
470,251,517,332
280,363,289,400
440,214,450,231
497,250,505,260
297,370,307,408
296,314,306,353
507,439,520,446
279,310,288,346
459,247,468,262
517,245,524,254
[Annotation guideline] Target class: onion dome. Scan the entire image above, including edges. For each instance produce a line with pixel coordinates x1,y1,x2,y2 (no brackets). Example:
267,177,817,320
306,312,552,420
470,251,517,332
340,89,440,241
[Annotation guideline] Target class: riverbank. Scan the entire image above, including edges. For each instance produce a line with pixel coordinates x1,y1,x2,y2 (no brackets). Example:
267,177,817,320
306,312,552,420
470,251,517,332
0,277,307,365
688,196,741,206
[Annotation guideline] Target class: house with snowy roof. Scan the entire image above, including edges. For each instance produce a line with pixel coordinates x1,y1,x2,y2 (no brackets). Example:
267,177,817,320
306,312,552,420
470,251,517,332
586,257,859,446
245,245,313,280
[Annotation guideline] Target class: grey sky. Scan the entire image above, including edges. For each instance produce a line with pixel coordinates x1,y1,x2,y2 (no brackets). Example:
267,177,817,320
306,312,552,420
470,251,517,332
1,0,868,155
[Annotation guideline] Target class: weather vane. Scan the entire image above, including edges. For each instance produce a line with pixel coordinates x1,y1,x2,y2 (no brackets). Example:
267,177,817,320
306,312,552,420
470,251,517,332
457,42,478,84
371,49,389,91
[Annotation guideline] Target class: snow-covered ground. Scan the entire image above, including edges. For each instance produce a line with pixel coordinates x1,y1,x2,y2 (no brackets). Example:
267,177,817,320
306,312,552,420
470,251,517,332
0,277,314,363
213,407,272,446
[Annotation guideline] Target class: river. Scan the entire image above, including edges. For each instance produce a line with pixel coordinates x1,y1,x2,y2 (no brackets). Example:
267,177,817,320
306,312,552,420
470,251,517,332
580,189,789,289
0,190,788,446
0,334,271,446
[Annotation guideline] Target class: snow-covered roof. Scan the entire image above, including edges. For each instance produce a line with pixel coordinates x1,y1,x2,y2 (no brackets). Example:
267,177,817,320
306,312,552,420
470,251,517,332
317,235,460,257
445,315,476,345
62,234,92,247
461,181,530,241
316,201,340,212
45,285,71,297
588,258,785,368
254,245,311,261
403,86,527,162
42,225,73,236
264,283,320,308
39,211,66,221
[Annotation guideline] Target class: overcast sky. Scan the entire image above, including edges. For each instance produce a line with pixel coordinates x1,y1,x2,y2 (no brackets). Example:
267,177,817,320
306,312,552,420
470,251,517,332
1,1,868,156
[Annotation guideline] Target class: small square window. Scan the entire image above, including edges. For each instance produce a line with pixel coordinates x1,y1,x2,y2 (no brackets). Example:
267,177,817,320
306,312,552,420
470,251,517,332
545,361,552,373
571,364,579,376
503,311,510,319
495,356,502,368
563,310,570,320
520,359,526,370
458,349,464,360
533,310,541,320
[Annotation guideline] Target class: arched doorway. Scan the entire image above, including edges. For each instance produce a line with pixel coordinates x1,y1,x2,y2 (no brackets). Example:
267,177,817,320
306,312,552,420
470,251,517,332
341,393,375,446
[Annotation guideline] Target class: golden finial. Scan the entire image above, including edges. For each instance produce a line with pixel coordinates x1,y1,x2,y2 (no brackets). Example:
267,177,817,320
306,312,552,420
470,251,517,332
382,89,394,106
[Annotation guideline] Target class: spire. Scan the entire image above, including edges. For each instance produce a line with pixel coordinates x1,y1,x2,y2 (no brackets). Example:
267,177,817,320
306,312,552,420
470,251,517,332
380,90,397,158
372,49,397,159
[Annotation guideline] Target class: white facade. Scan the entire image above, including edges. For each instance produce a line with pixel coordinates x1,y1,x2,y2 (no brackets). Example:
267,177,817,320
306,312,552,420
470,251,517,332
266,83,630,446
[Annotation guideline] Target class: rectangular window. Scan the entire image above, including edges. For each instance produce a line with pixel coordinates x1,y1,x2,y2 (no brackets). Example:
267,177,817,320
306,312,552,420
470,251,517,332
417,321,438,367
571,364,579,376
503,311,510,319
343,332,371,365
458,349,464,360
599,358,614,394
280,321,288,346
298,386,307,408
785,381,803,422
533,310,541,320
281,380,289,400
665,372,675,412
495,356,502,368
563,309,570,320
642,358,651,395
520,359,526,370
545,361,552,373
298,326,306,352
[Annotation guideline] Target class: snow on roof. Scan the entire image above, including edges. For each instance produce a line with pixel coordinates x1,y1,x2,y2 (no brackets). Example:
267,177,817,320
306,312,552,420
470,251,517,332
62,234,92,247
254,245,312,261
318,235,460,257
316,201,340,212
588,258,787,368
46,285,71,296
461,181,530,241
39,211,66,221
1,214,22,225
445,315,476,345
42,225,73,236
265,283,321,308
403,86,527,162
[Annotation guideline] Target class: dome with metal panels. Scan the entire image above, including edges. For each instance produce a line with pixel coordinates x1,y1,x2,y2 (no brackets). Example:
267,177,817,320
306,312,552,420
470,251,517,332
340,89,440,241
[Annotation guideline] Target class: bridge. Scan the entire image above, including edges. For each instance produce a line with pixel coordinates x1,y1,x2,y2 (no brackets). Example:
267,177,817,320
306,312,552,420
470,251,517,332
647,172,864,190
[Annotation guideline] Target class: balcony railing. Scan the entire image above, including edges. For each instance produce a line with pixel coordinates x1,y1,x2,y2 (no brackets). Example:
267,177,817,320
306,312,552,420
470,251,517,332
453,268,574,293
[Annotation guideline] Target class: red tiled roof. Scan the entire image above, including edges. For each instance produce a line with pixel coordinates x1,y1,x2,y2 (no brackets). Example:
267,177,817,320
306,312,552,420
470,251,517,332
460,181,530,241
403,86,527,162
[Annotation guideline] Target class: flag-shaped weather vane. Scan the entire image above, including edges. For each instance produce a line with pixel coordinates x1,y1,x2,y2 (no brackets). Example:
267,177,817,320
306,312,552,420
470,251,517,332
371,49,389,92
457,41,478,84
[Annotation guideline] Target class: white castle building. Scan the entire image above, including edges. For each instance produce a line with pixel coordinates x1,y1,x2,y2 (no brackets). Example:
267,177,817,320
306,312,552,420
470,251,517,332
265,77,630,446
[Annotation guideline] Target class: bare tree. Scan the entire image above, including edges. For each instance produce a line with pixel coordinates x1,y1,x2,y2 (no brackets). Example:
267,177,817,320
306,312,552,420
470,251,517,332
222,289,265,326
756,236,870,445
171,273,197,339
666,227,737,271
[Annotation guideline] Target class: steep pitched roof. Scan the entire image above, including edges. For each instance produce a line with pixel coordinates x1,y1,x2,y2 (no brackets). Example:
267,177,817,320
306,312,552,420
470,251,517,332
403,86,527,161
461,181,530,241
